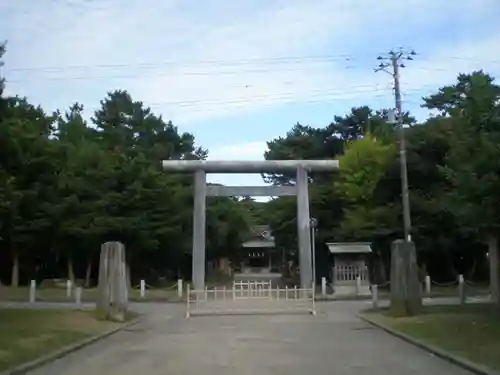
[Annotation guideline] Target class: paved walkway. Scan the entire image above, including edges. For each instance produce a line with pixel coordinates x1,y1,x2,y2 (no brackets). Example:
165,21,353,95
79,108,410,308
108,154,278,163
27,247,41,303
25,301,474,375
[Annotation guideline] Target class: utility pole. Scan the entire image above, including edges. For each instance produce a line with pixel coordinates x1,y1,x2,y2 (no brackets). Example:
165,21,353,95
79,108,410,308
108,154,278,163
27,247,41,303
310,217,318,287
375,48,416,242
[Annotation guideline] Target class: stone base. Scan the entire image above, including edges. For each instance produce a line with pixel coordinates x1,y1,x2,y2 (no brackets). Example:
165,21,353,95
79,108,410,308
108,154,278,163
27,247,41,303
390,240,422,316
334,285,371,297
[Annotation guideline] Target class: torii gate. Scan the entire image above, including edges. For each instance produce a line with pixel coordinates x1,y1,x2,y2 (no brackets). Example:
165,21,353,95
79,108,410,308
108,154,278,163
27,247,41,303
161,160,339,290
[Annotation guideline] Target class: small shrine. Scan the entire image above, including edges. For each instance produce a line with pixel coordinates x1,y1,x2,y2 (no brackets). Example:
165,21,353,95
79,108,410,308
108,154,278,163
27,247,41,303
326,242,372,295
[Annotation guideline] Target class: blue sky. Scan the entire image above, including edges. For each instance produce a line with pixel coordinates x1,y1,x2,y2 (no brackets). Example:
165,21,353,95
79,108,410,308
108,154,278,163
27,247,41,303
1,0,500,189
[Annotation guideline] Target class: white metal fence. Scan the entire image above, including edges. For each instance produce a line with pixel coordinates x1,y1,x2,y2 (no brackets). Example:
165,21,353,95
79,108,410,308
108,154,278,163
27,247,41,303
232,280,272,299
334,264,369,283
186,282,316,317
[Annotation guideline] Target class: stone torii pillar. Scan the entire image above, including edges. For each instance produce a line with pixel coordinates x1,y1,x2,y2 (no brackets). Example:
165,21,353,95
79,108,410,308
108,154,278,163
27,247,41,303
162,160,339,291
296,166,312,289
192,170,206,291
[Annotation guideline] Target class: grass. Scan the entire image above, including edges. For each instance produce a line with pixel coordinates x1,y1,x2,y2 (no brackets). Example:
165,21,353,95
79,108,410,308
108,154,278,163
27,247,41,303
0,308,125,371
1,283,489,303
375,284,490,299
363,303,500,371
0,286,183,303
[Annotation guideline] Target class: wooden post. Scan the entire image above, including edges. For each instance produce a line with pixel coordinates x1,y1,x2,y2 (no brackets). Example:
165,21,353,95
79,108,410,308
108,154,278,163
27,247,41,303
75,287,82,306
66,279,72,298
372,285,379,310
29,280,36,303
186,283,191,318
140,280,146,298
425,275,431,295
458,274,465,305
177,279,183,298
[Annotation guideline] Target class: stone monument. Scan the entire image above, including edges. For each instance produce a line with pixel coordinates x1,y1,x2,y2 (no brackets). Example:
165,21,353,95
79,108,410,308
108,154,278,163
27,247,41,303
390,240,422,316
97,241,128,321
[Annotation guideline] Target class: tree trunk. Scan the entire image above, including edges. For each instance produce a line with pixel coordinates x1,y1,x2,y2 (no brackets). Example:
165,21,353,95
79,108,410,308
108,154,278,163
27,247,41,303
84,259,92,288
67,255,75,283
487,235,500,307
11,250,19,288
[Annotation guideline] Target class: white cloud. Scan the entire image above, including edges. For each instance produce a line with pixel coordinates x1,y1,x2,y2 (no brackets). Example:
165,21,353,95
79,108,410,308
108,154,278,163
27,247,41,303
206,141,270,187
207,141,269,161
3,0,497,194
400,33,500,106
2,0,499,125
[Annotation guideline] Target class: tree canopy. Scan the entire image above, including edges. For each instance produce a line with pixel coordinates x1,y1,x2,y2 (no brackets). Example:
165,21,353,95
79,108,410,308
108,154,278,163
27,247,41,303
1,41,499,290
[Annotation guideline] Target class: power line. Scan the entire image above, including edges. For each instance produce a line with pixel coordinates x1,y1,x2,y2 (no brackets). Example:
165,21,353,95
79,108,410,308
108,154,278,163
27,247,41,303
6,53,500,74
7,54,358,72
145,84,438,109
148,92,395,114
6,64,494,84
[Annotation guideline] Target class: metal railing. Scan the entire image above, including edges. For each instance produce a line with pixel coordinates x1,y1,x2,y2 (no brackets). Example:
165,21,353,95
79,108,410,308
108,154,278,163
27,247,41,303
232,280,272,299
186,283,316,318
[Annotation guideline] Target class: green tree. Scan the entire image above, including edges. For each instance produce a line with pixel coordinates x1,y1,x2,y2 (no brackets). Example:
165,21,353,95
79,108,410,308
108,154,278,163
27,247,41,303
50,103,111,285
425,71,500,297
0,98,59,286
336,133,397,239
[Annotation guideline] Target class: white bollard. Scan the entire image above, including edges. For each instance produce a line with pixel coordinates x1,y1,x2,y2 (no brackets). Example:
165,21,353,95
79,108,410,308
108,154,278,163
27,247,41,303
321,277,327,297
29,280,36,303
177,279,183,298
66,279,72,298
425,275,431,295
140,279,146,298
372,285,379,309
75,287,82,306
458,274,465,304
285,286,288,300
356,276,361,295
294,285,298,299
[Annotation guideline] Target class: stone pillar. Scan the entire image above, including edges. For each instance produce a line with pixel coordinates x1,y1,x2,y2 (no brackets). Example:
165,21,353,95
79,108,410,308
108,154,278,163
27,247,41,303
296,167,312,289
97,241,128,322
390,240,422,316
192,170,207,290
